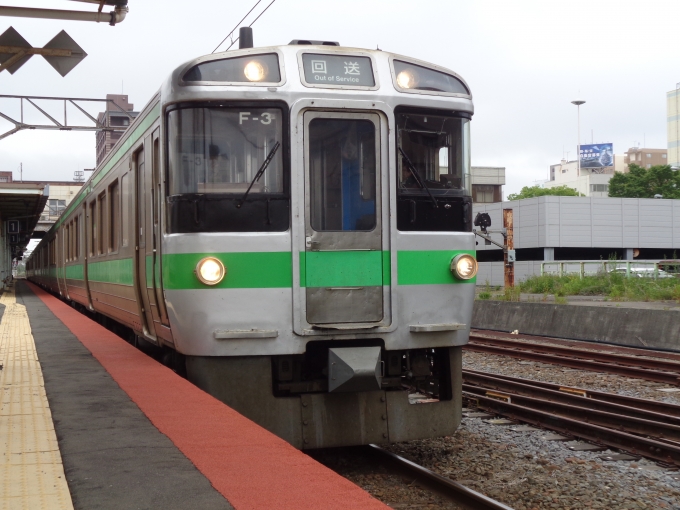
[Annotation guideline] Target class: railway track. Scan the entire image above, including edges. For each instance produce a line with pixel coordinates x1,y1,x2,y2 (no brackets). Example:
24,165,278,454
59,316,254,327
367,445,514,510
463,370,680,466
466,334,680,385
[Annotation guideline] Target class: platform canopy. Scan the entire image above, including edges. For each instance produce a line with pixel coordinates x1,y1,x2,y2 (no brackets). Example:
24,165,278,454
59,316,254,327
0,182,48,258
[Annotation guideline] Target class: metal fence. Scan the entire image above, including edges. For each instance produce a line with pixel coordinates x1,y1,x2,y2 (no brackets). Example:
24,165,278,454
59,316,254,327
540,260,680,279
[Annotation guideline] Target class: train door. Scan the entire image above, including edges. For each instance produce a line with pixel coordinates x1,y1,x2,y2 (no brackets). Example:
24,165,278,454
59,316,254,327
302,111,386,325
134,143,157,342
151,130,170,327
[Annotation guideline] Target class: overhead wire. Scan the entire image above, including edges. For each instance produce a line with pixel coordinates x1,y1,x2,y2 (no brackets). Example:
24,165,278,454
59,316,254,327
211,0,263,54
215,0,279,53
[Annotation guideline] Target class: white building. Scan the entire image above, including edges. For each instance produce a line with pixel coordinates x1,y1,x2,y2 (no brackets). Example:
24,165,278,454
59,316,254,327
544,157,623,197
668,85,680,167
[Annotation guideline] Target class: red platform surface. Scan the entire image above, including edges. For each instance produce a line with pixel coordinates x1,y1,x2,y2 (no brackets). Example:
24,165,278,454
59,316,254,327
29,283,386,510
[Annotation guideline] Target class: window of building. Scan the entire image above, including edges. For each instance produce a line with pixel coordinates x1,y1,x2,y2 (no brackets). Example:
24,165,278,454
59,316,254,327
0,176,8,182
48,199,66,217
109,180,119,251
646,154,652,158
562,168,567,173
663,154,667,159
590,184,609,192
647,164,651,169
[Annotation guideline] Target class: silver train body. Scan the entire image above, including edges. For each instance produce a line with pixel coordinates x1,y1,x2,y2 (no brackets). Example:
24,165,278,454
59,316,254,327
27,41,477,449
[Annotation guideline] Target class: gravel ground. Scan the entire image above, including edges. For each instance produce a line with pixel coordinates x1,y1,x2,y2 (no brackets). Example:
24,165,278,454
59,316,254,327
316,347,680,509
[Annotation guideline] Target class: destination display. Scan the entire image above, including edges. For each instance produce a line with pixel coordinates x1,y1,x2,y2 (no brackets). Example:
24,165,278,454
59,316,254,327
301,53,375,87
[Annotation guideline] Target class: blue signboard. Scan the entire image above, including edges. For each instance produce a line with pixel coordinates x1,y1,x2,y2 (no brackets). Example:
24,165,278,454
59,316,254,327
579,143,614,169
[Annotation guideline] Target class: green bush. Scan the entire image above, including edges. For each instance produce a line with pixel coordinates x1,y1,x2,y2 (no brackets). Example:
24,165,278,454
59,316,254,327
516,272,680,302
477,292,491,300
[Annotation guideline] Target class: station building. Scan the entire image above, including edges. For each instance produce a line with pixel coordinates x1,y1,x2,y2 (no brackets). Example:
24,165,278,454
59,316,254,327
474,196,680,286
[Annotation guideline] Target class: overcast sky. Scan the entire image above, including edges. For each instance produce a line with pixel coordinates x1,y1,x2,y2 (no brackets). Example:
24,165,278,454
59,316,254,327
1,0,678,196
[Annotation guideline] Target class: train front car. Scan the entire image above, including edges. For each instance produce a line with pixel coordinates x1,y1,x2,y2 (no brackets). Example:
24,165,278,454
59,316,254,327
160,41,477,449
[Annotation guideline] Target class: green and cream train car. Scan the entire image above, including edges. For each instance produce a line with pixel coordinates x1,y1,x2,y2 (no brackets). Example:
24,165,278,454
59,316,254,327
27,34,478,449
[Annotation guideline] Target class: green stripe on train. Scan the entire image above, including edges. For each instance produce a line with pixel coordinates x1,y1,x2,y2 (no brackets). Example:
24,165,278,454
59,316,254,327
162,252,293,289
397,250,477,285
88,258,134,285
162,250,473,289
300,251,384,288
65,264,85,280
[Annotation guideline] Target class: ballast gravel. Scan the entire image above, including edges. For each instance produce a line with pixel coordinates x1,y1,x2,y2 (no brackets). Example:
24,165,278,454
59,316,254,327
318,346,680,509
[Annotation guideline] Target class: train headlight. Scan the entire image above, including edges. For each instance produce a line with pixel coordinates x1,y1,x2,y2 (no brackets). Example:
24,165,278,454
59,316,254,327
244,60,266,82
196,257,226,286
451,254,477,280
396,69,417,89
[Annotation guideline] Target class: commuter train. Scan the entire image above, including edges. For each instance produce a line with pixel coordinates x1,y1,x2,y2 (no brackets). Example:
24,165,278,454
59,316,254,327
26,33,477,449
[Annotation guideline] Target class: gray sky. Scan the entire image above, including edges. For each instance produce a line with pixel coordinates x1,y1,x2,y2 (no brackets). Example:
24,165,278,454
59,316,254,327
1,0,678,196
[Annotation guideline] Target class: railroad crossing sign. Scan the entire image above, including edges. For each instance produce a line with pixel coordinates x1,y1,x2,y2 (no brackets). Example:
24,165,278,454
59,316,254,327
0,26,87,76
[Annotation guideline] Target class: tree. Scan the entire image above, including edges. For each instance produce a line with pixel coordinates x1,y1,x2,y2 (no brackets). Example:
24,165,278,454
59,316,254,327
507,185,583,201
608,164,680,198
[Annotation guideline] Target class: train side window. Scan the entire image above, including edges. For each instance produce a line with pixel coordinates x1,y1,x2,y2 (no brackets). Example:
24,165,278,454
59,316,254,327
75,215,80,259
109,180,119,252
98,192,107,255
65,224,70,261
89,201,96,256
121,173,129,247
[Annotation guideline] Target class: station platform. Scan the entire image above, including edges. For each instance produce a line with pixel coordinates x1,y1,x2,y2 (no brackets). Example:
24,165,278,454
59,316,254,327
1,280,387,509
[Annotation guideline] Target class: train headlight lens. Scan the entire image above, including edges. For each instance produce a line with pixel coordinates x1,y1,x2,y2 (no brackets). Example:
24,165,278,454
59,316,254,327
244,60,266,82
451,254,477,280
196,257,226,286
396,69,417,89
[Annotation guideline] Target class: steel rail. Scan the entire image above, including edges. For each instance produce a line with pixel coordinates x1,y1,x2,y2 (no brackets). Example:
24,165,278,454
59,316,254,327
465,341,680,386
465,392,680,466
463,382,680,442
367,444,515,510
465,369,680,418
469,334,680,373
471,329,680,362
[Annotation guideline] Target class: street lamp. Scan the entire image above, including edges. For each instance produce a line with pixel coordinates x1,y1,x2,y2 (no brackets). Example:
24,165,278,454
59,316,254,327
571,99,586,176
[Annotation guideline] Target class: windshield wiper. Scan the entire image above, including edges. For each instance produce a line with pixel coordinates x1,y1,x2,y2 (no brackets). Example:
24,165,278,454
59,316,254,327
236,141,281,208
398,147,438,208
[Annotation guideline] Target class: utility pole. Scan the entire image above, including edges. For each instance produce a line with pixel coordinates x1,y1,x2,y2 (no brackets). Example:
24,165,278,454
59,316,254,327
503,209,514,288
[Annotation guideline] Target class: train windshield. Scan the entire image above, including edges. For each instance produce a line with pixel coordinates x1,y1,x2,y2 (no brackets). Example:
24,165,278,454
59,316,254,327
167,107,284,196
396,111,470,196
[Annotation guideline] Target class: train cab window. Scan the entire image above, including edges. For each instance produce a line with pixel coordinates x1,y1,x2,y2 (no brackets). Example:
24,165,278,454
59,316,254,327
396,108,472,231
309,118,376,231
166,105,289,232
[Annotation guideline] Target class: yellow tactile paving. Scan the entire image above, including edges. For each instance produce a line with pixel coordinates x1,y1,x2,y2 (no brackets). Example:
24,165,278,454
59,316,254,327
0,286,73,510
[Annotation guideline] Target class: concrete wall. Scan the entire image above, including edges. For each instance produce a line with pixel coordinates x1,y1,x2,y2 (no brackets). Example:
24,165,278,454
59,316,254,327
472,301,680,351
